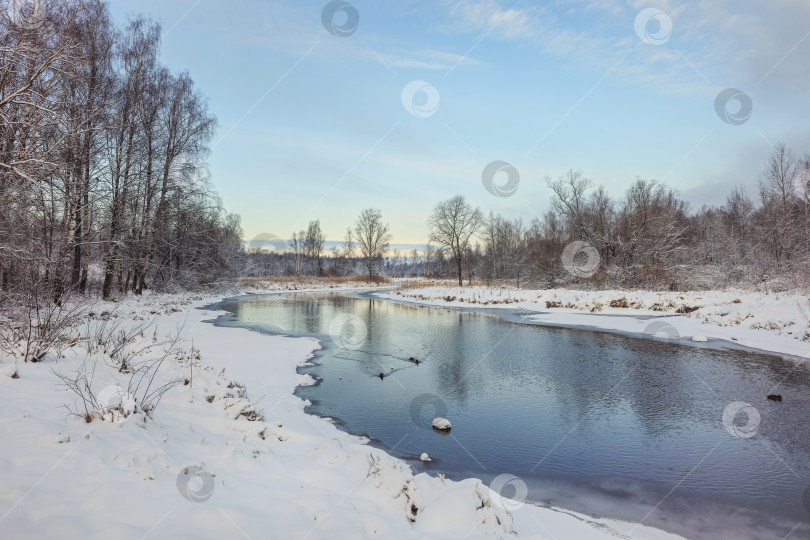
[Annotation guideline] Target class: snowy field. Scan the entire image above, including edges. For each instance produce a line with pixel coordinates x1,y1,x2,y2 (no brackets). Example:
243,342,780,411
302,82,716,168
2,282,768,539
378,284,810,360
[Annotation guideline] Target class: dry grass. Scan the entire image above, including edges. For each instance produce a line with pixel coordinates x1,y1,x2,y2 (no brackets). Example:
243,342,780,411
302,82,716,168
609,297,629,308
395,279,448,290
237,275,390,287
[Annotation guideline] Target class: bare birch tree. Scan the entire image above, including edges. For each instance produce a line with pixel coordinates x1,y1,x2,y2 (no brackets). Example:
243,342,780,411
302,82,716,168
427,195,483,286
354,208,391,279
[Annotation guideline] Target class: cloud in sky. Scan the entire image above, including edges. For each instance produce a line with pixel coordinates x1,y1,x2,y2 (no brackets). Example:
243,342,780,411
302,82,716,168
441,0,540,40
433,0,810,94
211,0,479,72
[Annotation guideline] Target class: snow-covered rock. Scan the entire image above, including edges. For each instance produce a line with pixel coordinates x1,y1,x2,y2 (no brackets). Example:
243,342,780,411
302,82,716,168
432,417,451,431
420,453,431,461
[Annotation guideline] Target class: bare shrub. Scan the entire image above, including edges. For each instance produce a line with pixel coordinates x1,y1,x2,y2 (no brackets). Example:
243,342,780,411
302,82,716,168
53,319,187,422
0,288,87,363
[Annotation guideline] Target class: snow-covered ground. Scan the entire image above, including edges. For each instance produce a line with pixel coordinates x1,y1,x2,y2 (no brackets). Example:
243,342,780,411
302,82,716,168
378,285,810,360
0,287,685,539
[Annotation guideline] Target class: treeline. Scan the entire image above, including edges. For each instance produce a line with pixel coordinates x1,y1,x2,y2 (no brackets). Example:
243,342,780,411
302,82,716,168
246,144,810,292
244,209,393,279
424,143,810,290
0,0,242,306
470,143,810,290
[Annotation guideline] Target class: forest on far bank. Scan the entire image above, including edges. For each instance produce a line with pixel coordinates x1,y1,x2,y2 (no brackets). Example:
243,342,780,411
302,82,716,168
245,143,810,293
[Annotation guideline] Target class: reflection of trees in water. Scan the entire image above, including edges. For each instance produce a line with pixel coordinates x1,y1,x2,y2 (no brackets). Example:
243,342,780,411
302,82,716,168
224,294,810,465
363,298,381,347
528,328,633,430
539,330,735,439
430,312,492,405
622,341,810,445
760,358,810,464
620,339,704,438
224,296,308,333
488,327,723,440
291,295,321,334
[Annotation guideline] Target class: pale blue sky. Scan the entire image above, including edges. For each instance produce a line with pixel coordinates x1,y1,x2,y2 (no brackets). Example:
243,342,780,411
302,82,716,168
108,0,810,245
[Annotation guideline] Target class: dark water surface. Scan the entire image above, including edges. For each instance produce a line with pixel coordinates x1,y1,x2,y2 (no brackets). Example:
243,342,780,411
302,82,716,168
212,291,810,539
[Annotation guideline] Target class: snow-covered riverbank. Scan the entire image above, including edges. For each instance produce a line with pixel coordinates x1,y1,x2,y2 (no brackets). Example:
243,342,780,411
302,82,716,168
377,286,810,360
0,288,686,539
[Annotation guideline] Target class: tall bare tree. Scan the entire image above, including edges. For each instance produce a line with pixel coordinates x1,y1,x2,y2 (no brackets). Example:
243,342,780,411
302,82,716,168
354,208,391,278
303,219,326,275
800,154,810,254
427,195,483,285
758,143,800,268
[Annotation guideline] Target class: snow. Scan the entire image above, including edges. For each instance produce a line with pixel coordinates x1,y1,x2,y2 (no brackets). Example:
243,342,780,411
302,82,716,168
432,417,452,431
378,285,810,359
420,453,431,462
0,287,687,539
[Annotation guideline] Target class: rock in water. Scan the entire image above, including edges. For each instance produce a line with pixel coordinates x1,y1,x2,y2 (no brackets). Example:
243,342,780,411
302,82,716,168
420,453,431,461
767,394,783,402
432,417,451,431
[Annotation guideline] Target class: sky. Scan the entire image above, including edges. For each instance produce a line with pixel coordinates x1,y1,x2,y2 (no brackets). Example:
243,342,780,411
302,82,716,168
106,0,810,246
